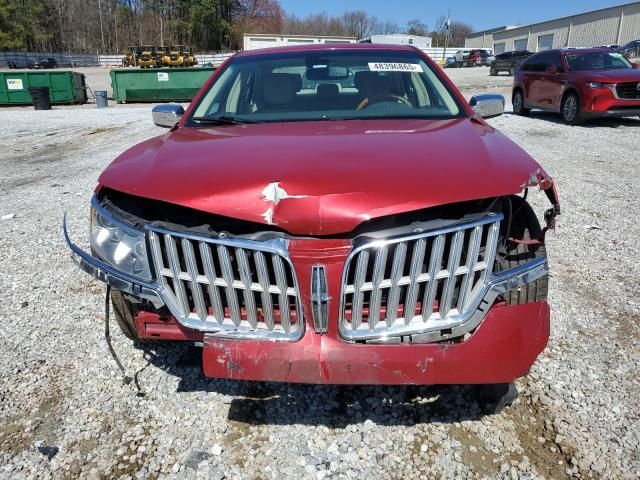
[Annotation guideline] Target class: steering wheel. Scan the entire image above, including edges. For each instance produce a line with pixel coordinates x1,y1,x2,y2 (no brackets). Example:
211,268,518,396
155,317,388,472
357,94,412,110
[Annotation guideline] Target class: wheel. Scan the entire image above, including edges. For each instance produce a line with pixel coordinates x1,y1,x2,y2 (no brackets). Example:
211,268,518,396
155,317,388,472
510,66,516,76
490,67,497,76
500,196,548,304
111,289,140,341
512,89,530,116
561,92,581,125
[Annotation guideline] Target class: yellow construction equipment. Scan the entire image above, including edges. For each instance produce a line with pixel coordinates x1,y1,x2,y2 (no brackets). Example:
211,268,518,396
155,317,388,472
183,48,198,67
156,46,170,67
122,46,142,67
166,45,187,67
138,45,159,68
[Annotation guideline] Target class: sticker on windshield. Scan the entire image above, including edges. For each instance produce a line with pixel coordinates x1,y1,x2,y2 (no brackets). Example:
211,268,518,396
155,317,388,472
368,62,423,72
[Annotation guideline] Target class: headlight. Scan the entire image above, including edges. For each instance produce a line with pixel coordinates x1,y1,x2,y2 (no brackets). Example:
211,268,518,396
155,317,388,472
586,81,615,89
90,204,152,281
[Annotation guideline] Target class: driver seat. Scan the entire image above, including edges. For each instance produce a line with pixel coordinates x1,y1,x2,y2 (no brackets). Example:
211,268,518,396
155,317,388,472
354,71,393,101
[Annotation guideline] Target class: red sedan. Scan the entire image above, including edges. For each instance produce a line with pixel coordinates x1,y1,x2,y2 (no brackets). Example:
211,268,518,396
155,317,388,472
64,44,559,407
513,48,640,124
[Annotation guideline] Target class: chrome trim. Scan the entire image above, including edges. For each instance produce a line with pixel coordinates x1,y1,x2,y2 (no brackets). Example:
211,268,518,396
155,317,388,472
310,265,330,333
469,93,505,118
146,225,304,342
152,104,184,128
64,200,304,342
608,82,640,101
408,257,547,343
339,214,509,343
63,214,164,308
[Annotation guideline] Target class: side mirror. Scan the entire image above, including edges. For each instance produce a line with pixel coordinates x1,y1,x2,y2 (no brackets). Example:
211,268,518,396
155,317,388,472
632,63,640,70
546,66,558,74
152,104,185,128
469,93,505,119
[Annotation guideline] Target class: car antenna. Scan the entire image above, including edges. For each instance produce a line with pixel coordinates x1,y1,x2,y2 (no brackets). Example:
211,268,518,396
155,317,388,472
104,285,145,397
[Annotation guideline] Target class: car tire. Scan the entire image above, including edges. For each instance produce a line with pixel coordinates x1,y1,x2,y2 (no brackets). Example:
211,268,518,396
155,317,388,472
111,288,141,341
512,89,530,116
490,67,497,76
500,196,548,304
561,92,581,125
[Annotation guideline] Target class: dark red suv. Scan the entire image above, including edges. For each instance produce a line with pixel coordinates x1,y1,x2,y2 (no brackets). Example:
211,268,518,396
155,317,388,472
512,48,640,124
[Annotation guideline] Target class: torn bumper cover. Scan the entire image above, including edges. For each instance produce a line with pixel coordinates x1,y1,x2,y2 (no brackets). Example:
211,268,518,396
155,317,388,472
203,302,550,385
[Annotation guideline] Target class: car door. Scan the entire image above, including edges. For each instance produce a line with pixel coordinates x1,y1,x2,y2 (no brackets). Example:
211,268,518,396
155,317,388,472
497,52,512,70
524,53,549,107
537,52,565,110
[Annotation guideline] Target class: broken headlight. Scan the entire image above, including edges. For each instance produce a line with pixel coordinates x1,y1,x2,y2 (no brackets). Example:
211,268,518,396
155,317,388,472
90,204,152,281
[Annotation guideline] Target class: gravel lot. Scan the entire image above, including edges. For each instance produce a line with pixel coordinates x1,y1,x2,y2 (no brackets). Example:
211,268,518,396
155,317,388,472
0,66,639,479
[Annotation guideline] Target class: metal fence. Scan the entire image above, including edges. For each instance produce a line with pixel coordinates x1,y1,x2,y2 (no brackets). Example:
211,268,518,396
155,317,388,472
1,51,236,68
0,51,100,68
2,47,465,69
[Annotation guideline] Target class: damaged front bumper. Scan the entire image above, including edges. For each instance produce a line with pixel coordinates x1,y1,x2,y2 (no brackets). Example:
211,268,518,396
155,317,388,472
202,301,550,385
63,214,164,309
65,211,550,385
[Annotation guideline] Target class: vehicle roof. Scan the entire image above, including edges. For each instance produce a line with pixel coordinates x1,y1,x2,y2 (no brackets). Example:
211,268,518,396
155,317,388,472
235,42,417,58
533,47,619,56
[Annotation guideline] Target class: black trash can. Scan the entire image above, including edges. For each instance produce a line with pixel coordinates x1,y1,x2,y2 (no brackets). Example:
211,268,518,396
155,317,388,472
28,86,52,110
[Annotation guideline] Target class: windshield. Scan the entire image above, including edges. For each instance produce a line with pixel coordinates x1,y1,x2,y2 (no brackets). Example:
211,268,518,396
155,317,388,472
189,50,462,124
565,51,632,71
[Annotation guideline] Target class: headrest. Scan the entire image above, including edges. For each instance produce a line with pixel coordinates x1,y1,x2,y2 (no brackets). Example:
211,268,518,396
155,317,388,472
317,83,339,98
354,71,393,95
354,71,379,90
263,73,299,105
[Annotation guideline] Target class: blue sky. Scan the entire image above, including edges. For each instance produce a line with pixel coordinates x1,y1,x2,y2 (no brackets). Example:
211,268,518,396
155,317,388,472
279,1,628,32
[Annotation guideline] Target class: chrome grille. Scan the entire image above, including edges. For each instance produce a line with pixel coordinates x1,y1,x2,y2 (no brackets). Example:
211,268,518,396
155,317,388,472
148,228,303,340
616,82,640,100
340,214,502,342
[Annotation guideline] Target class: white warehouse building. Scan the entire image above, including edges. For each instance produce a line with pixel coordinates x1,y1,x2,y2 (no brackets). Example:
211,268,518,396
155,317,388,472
243,33,356,51
465,1,640,54
358,34,432,48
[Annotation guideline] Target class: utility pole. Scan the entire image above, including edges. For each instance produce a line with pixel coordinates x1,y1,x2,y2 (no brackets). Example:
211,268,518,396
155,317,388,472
98,0,105,52
443,9,450,63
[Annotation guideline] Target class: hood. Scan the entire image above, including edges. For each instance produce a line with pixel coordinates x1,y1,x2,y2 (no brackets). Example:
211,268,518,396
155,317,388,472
99,118,545,236
577,68,640,83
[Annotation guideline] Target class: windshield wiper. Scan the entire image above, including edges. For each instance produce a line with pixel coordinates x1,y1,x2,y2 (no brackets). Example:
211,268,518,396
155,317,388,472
191,115,257,125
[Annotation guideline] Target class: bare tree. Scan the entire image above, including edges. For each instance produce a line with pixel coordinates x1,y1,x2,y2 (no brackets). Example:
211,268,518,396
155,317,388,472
342,10,378,39
406,19,428,37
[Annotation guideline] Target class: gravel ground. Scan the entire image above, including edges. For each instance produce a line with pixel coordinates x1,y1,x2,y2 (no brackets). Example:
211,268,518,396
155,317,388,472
0,67,639,479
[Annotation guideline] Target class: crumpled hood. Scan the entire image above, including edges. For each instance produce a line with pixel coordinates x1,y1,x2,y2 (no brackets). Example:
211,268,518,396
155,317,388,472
99,118,546,235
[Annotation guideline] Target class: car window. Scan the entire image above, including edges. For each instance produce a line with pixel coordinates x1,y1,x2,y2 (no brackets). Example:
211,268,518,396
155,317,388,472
547,53,563,71
522,54,548,72
565,51,632,71
190,50,463,124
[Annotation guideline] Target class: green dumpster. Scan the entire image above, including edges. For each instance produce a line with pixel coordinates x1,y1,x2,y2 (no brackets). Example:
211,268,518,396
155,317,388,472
0,71,87,106
110,67,216,103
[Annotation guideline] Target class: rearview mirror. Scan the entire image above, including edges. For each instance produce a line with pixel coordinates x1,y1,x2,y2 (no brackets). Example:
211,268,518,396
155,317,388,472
469,94,505,118
306,66,349,81
152,104,185,128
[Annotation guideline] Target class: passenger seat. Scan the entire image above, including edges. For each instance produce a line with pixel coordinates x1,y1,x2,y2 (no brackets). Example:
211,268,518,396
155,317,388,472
261,73,301,111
